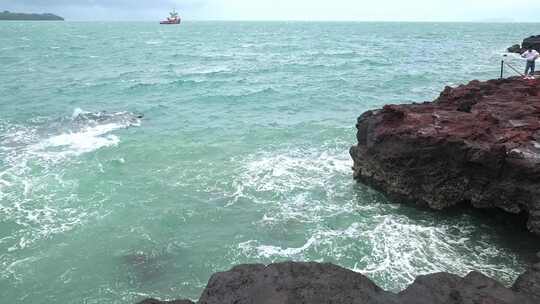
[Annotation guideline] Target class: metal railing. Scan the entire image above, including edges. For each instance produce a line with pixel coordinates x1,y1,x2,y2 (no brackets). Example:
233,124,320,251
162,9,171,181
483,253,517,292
500,54,526,78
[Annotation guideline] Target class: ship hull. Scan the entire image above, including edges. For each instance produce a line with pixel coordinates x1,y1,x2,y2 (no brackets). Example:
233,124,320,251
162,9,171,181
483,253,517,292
160,19,181,24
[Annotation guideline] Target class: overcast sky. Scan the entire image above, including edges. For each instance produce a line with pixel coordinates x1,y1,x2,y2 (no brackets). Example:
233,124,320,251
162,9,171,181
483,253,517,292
1,0,539,22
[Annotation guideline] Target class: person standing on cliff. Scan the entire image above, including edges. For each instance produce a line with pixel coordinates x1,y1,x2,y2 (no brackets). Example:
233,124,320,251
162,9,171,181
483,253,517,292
521,47,539,76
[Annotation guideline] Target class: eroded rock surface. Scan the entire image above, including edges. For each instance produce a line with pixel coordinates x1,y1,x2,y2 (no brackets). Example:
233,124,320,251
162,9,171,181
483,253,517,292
350,77,540,235
138,261,540,304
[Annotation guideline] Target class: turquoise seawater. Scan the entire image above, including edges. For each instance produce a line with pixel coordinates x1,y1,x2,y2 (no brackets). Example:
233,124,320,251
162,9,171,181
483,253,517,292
1,21,540,303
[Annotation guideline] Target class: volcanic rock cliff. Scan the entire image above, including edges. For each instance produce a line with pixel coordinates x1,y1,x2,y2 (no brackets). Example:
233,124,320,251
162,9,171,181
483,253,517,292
139,260,540,304
350,77,540,235
508,35,540,53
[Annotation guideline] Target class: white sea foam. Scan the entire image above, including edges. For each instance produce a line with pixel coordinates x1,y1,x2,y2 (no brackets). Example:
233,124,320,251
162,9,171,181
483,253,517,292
230,145,526,291
238,208,523,290
29,123,122,161
230,146,351,205
71,107,89,118
145,40,163,45
239,236,318,259
0,109,141,279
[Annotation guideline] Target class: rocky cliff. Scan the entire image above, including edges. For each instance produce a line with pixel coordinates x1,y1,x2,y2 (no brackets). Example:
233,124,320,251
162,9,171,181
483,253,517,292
508,35,540,53
138,259,540,304
350,77,540,235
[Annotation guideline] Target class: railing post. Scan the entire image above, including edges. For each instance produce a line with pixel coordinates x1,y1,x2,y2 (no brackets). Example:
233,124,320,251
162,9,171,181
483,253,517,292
500,60,504,79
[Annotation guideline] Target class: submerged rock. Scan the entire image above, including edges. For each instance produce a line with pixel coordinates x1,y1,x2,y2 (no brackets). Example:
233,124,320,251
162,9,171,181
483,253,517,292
350,77,540,235
122,250,171,286
137,262,539,304
508,44,522,54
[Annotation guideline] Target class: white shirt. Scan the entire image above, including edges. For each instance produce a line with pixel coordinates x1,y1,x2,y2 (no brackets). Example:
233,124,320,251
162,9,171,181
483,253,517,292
522,50,539,61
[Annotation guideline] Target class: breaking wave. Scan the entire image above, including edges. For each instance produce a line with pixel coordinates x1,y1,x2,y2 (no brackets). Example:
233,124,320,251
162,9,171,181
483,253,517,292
228,144,527,291
0,109,141,280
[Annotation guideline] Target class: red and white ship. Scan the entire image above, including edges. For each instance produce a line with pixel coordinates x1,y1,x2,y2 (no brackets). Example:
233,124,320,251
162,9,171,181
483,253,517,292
160,10,181,24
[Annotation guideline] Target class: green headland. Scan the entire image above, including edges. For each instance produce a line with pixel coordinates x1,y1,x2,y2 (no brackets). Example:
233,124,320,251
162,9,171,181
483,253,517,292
0,10,64,21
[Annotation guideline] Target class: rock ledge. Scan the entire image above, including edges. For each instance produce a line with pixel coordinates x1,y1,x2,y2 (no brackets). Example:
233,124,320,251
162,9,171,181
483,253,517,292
138,261,540,304
350,77,540,235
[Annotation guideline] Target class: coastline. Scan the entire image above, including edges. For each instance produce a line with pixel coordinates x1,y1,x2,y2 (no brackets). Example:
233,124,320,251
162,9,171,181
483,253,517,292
138,259,540,304
137,77,540,303
2,22,539,303
0,11,63,21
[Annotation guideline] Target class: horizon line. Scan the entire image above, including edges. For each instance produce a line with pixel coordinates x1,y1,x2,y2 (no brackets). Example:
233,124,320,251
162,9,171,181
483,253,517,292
12,19,540,24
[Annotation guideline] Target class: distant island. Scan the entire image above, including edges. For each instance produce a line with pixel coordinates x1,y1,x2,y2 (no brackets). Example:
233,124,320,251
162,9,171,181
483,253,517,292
0,10,64,21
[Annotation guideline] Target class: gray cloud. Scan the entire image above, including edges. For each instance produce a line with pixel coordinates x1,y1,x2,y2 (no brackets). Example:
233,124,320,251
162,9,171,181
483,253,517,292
0,0,210,20
1,0,203,8
1,0,539,21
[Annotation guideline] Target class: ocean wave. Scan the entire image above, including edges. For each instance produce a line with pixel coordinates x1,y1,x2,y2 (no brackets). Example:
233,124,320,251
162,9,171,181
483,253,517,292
235,205,525,291
0,109,141,267
171,53,235,61
24,109,141,162
128,80,199,91
226,144,526,291
179,66,233,77
353,214,523,289
145,40,163,45
238,222,361,260
228,145,352,208
312,50,358,59
29,124,121,161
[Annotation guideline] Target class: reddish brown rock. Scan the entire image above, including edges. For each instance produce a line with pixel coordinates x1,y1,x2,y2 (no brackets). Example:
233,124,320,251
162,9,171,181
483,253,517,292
350,77,540,235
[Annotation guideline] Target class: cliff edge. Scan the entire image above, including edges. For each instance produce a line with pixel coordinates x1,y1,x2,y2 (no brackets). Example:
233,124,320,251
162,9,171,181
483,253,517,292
138,260,540,304
350,77,540,235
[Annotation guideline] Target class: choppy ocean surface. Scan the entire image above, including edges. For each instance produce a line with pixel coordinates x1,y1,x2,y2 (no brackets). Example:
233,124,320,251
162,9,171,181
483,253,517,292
1,21,540,303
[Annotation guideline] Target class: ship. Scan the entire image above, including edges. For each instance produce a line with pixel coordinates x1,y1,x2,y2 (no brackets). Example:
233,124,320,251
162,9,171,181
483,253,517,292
160,9,181,24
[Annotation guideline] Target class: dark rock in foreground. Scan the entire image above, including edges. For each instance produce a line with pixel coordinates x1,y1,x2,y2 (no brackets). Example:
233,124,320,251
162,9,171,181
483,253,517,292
350,77,540,235
508,35,540,53
139,261,540,304
513,262,540,299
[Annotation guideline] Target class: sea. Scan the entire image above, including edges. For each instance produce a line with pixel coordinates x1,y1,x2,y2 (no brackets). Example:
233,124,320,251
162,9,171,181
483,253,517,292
1,21,539,303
